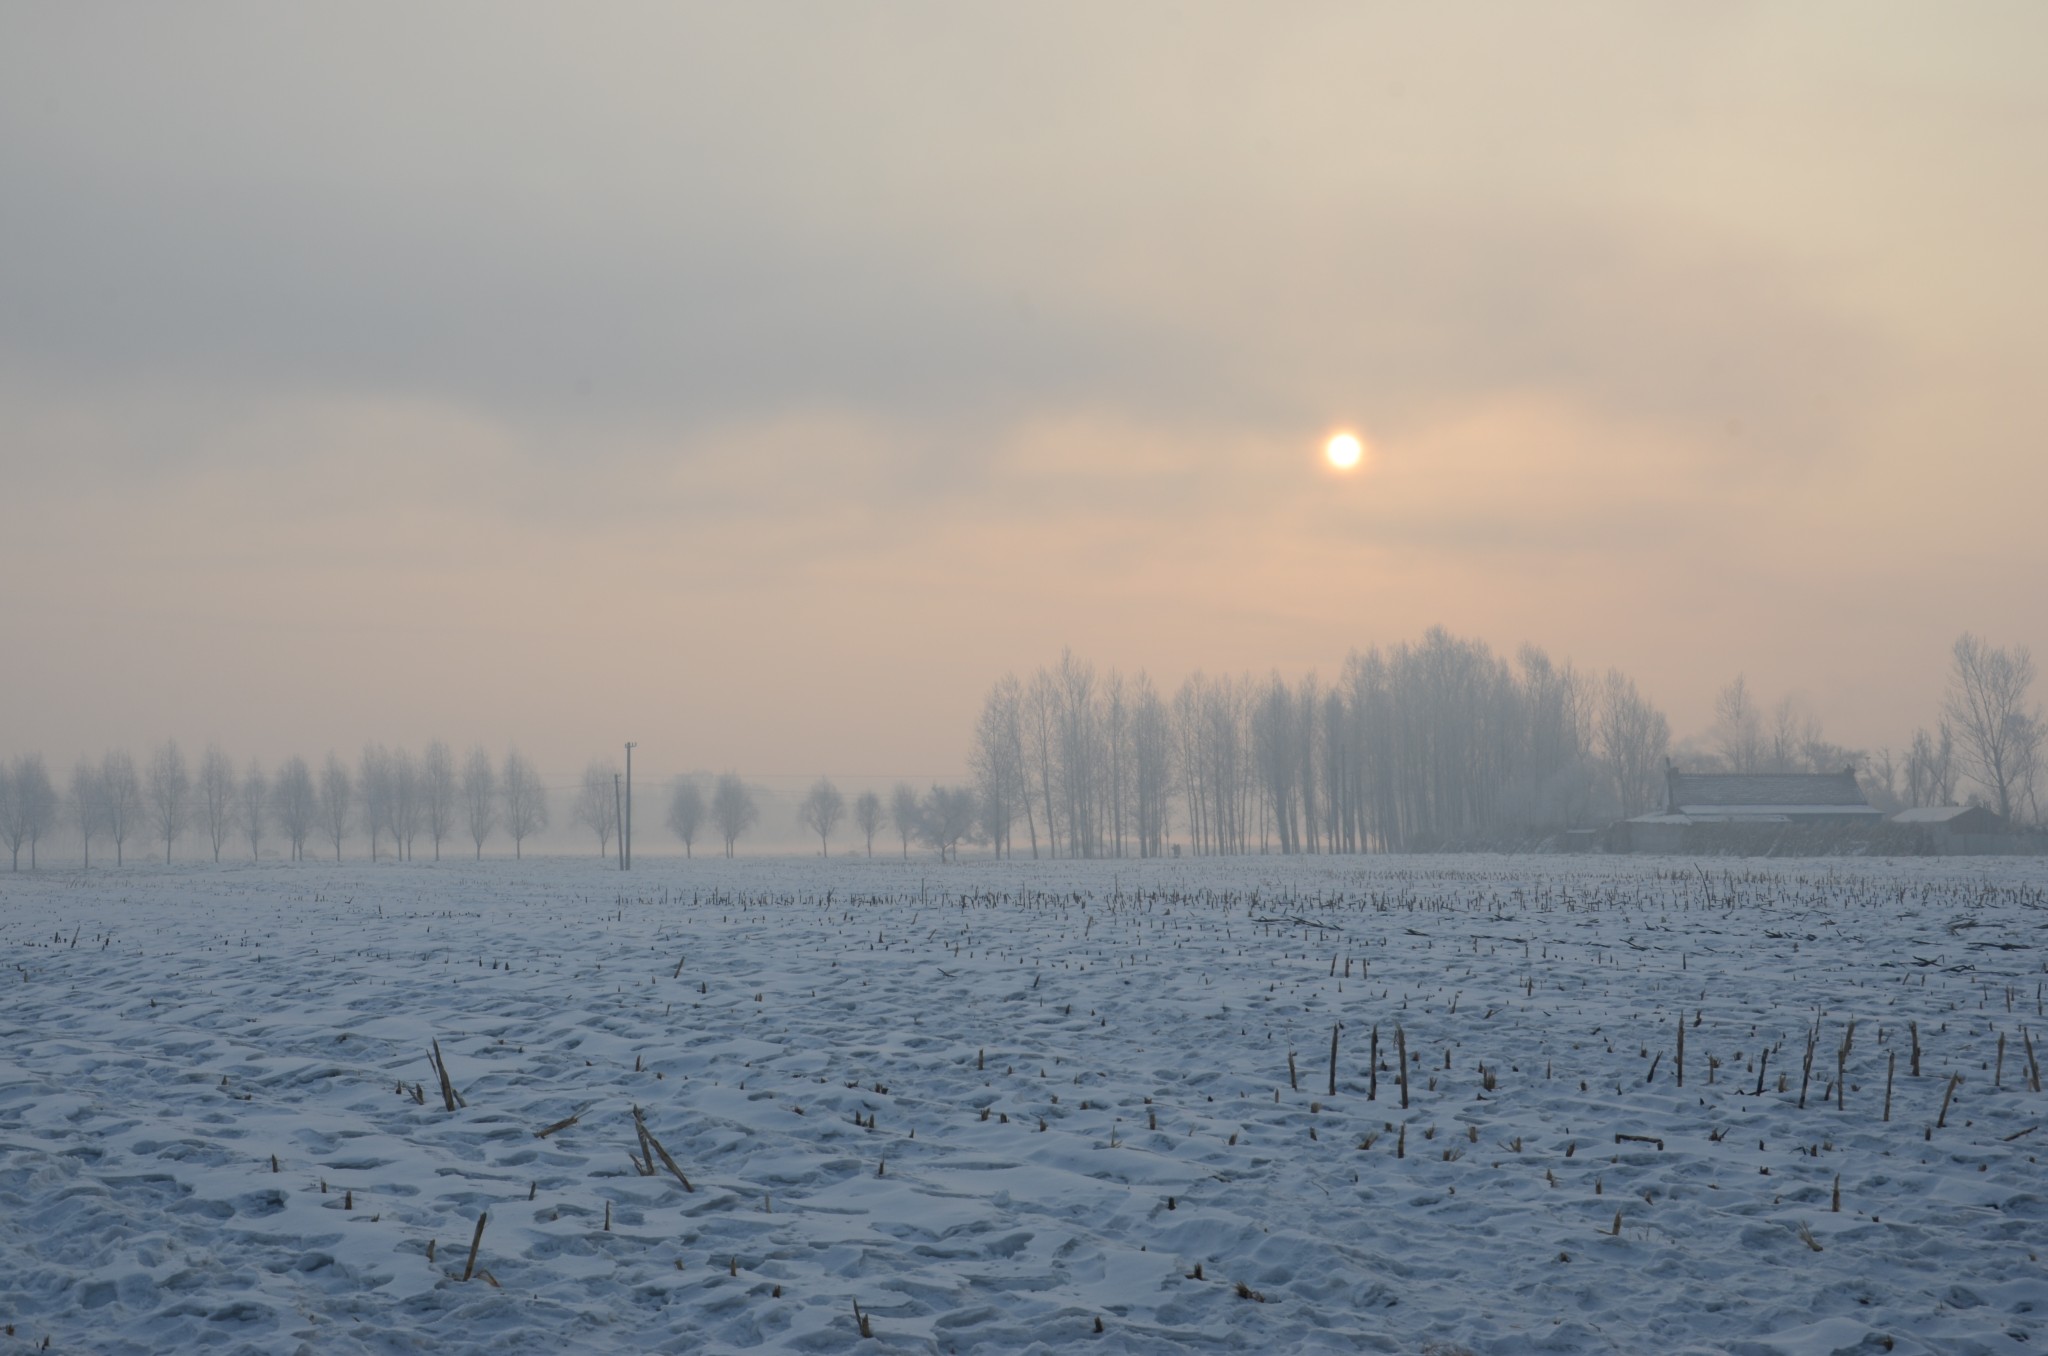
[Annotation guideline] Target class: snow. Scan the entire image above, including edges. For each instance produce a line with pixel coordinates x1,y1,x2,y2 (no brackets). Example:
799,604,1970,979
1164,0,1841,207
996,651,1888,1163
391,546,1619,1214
4,854,2046,1354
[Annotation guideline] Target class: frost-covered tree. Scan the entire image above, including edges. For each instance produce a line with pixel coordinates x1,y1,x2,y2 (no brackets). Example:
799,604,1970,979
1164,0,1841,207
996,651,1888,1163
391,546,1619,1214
1600,671,1670,818
275,755,317,860
970,676,1027,859
1944,633,2041,822
574,760,621,857
920,784,977,862
198,743,236,862
710,772,756,858
240,759,269,860
888,782,920,861
1,755,58,870
422,741,457,860
500,750,548,859
70,761,105,868
796,778,844,856
102,750,142,866
318,754,353,860
852,789,883,858
666,778,705,857
461,747,496,859
147,740,192,863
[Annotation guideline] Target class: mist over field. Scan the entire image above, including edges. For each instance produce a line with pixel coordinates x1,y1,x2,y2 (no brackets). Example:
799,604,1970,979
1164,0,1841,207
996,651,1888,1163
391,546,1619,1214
4,9,2048,1355
1,6,2044,830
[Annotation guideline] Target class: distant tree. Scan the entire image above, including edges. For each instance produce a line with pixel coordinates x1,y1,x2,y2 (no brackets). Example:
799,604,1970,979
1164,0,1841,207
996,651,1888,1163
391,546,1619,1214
69,761,105,868
501,750,548,859
240,759,269,860
1904,723,1957,808
387,748,422,861
102,750,142,866
920,784,977,862
797,777,845,856
1599,671,1671,818
198,743,236,863
666,778,705,857
0,761,18,870
1767,697,1824,774
422,741,457,860
275,756,316,860
970,676,1026,859
710,772,757,858
3,755,58,870
889,782,920,861
359,744,391,861
147,740,193,863
574,760,621,857
318,754,353,860
852,789,883,858
461,747,496,859
1713,676,1765,774
1944,633,2041,822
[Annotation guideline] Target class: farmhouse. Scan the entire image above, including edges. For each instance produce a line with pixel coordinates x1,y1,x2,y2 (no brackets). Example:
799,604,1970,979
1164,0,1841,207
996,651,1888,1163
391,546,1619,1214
1890,804,2013,854
1622,767,1883,853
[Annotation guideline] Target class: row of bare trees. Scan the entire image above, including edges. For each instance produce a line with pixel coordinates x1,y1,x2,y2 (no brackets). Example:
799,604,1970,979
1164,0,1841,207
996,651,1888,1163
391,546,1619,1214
960,630,1675,858
5,742,557,868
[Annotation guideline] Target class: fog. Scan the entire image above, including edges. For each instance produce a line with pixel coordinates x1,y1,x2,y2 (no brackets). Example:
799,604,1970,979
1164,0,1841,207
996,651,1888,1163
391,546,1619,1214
3,5,2043,848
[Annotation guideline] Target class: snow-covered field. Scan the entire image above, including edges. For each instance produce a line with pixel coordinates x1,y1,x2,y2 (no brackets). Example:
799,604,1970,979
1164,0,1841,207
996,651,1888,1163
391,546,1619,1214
4,855,2046,1355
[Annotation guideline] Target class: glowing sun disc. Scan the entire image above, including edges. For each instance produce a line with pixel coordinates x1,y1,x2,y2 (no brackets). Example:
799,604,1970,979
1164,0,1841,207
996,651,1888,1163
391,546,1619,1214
1325,431,1364,469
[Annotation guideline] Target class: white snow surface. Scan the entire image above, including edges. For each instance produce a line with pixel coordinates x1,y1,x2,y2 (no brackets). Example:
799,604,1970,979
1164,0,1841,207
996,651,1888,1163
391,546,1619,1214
3,855,2046,1355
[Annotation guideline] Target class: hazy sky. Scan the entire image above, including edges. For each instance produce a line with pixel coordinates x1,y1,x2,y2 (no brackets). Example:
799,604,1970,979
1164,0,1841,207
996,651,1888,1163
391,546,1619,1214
3,3,2043,792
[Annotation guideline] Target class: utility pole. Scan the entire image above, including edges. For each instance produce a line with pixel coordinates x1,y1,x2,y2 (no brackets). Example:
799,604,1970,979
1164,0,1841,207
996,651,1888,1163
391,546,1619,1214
624,742,636,870
614,774,624,870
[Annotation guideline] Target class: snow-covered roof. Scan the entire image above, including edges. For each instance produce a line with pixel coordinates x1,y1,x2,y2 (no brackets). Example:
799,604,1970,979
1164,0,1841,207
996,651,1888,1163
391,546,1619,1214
1671,804,1884,819
1664,769,1872,813
1891,805,2003,827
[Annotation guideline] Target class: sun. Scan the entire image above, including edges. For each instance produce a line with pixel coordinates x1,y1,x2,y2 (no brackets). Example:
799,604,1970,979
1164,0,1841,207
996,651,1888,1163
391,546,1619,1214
1325,431,1364,470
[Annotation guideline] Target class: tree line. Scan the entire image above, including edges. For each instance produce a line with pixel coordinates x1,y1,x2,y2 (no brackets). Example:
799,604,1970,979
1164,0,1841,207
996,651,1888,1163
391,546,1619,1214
949,628,2041,859
2,631,2035,870
0,743,555,869
953,628,1668,859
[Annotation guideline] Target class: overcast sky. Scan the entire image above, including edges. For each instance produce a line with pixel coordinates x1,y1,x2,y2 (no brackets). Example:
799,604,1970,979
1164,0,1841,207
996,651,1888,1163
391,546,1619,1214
2,3,2042,790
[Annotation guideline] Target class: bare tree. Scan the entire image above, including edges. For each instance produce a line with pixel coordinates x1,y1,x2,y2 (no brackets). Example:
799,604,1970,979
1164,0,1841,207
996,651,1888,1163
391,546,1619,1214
1904,723,1957,807
851,789,883,857
359,744,390,861
920,784,977,862
1711,676,1765,774
574,760,621,856
970,676,1026,859
198,743,235,862
1130,673,1175,857
1944,633,2041,821
666,778,705,857
147,740,193,863
462,747,496,859
276,755,317,860
1599,670,1671,818
318,754,353,860
501,750,548,859
2,755,58,870
422,741,457,860
797,777,845,855
240,759,269,860
388,748,422,860
0,761,18,870
889,782,921,861
1767,697,1823,774
70,760,105,868
710,772,756,858
102,750,142,866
